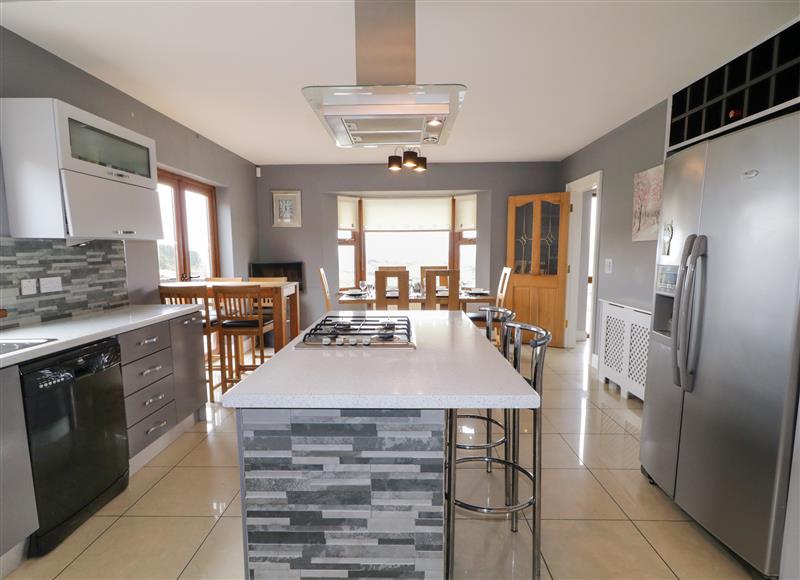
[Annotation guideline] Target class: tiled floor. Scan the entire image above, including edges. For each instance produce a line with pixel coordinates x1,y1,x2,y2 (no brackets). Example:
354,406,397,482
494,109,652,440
7,342,751,579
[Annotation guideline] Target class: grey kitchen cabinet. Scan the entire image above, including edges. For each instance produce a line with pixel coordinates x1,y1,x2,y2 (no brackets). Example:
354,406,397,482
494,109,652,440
169,312,206,419
0,366,39,554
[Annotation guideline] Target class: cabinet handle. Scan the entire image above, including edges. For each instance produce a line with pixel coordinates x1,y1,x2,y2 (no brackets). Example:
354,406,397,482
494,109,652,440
108,170,130,179
145,420,168,435
138,336,159,346
140,364,163,377
143,393,166,407
183,316,199,325
114,229,137,235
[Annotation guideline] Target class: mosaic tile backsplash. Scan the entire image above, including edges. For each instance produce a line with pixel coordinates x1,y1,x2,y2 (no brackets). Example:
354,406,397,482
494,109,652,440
0,237,129,329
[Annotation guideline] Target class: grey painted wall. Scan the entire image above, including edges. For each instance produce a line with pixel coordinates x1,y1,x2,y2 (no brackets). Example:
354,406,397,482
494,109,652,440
559,101,668,346
257,163,559,325
0,27,258,304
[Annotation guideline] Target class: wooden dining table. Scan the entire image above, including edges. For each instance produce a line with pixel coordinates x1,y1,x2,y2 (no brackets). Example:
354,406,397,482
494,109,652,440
159,280,301,351
337,290,496,311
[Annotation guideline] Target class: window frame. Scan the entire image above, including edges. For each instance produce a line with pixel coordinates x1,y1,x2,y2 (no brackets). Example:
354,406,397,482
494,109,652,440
338,195,478,290
157,169,220,281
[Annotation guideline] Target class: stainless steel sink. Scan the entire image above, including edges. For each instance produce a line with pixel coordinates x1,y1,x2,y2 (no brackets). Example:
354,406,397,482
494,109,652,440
0,338,56,356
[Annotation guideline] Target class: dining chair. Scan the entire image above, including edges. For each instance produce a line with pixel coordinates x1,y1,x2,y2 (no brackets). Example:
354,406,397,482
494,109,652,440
206,276,243,282
420,266,448,293
159,284,219,402
319,268,332,312
496,266,512,308
375,270,409,310
378,266,407,272
424,269,460,310
249,277,289,310
213,284,273,392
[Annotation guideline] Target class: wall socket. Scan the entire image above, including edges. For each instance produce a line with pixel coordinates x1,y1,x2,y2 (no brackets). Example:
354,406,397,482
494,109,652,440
20,279,37,296
604,258,613,274
40,276,63,293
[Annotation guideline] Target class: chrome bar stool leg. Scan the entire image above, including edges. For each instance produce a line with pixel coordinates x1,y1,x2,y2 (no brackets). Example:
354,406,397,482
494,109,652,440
510,408,520,532
445,408,458,580
485,409,493,473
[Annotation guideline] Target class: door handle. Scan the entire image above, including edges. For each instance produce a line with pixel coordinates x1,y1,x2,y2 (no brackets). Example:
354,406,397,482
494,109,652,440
678,235,707,392
671,234,697,385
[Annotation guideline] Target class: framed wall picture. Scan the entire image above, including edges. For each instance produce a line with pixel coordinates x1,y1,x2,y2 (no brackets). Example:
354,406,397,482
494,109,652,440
632,164,663,241
272,190,302,228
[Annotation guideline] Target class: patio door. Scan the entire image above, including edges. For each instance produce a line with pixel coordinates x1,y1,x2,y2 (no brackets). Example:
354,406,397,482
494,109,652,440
156,170,220,282
505,192,570,347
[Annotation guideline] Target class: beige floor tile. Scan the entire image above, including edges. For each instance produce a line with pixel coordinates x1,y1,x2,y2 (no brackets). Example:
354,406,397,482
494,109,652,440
561,433,640,469
126,467,240,517
58,516,215,579
454,518,538,579
542,389,595,410
179,517,245,580
146,432,207,468
521,434,585,469
636,521,750,579
223,493,242,517
541,520,675,579
95,467,170,516
541,469,626,520
601,408,643,438
542,408,625,434
592,469,688,521
454,466,533,521
213,414,238,433
587,387,645,411
7,517,117,580
178,432,240,467
552,372,605,391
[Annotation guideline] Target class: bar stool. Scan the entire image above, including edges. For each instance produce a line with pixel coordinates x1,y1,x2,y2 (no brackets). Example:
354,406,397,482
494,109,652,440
444,318,552,580
456,306,515,474
213,284,274,392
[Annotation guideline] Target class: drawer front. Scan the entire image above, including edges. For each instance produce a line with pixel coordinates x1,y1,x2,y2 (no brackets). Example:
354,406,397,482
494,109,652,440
119,322,170,364
127,401,177,458
122,348,173,396
124,374,175,428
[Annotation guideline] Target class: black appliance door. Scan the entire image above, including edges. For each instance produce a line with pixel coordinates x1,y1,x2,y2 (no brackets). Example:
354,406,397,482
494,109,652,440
21,340,128,548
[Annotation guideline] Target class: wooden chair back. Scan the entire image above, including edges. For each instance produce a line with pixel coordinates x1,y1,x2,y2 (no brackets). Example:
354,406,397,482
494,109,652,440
496,266,512,308
319,268,332,312
249,277,289,283
420,266,448,292
206,277,243,282
213,284,262,323
375,270,410,310
159,285,211,325
378,266,407,272
425,269,460,310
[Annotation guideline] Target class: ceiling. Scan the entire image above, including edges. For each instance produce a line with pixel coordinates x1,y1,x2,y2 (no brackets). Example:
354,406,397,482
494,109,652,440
2,1,796,165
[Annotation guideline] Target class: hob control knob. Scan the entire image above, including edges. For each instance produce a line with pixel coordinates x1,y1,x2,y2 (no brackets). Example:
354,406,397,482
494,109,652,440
361,337,371,346
348,337,358,346
322,337,332,346
335,337,345,346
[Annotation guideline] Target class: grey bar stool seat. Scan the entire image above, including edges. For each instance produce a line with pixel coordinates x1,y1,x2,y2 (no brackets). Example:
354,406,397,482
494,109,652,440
444,317,552,580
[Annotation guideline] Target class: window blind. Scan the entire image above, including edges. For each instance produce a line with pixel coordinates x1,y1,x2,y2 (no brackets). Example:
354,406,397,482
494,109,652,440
337,196,359,230
454,194,477,231
362,197,451,231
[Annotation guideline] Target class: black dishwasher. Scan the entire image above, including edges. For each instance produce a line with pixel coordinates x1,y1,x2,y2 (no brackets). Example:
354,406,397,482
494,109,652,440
20,338,129,556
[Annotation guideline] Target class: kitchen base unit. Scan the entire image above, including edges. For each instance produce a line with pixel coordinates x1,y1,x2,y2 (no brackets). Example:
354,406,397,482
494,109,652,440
237,408,445,579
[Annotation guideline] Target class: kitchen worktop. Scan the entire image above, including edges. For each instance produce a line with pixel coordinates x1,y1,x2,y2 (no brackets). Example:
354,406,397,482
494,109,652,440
222,310,540,409
0,304,201,368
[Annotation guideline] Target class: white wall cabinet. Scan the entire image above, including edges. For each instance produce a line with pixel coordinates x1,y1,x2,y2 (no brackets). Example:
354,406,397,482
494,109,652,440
598,300,651,401
0,98,162,241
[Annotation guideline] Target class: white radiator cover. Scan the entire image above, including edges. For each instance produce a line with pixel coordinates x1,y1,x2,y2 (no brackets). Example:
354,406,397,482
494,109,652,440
598,300,651,401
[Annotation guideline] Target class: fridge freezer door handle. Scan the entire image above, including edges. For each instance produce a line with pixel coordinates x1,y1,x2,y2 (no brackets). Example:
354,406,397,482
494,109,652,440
671,234,697,385
678,235,707,392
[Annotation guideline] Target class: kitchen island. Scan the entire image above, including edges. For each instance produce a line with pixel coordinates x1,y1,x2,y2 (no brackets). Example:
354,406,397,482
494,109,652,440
222,310,540,580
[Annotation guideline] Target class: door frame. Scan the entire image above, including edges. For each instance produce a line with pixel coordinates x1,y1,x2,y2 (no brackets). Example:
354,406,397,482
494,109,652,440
564,170,603,348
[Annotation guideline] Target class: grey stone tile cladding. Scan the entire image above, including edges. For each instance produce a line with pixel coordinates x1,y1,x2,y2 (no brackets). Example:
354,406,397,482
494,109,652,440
0,237,128,329
239,408,445,580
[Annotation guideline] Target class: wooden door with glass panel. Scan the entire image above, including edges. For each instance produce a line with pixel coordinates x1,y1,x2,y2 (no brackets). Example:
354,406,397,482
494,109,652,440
505,192,570,347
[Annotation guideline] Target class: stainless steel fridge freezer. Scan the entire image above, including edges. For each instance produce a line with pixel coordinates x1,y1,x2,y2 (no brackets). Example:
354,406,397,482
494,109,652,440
641,111,800,577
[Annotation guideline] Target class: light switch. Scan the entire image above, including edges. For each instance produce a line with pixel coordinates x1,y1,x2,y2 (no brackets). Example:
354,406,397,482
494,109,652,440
21,279,37,296
40,276,63,293
604,258,613,274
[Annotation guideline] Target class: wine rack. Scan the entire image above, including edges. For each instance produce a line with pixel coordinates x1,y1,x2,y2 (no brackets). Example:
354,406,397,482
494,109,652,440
668,20,799,150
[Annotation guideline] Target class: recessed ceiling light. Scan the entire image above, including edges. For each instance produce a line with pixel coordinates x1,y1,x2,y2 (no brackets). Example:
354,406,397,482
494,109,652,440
427,118,442,127
423,136,439,143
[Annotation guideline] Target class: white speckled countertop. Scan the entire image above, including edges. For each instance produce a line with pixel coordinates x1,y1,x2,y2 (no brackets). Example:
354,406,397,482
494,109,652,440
222,310,540,409
0,304,201,368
